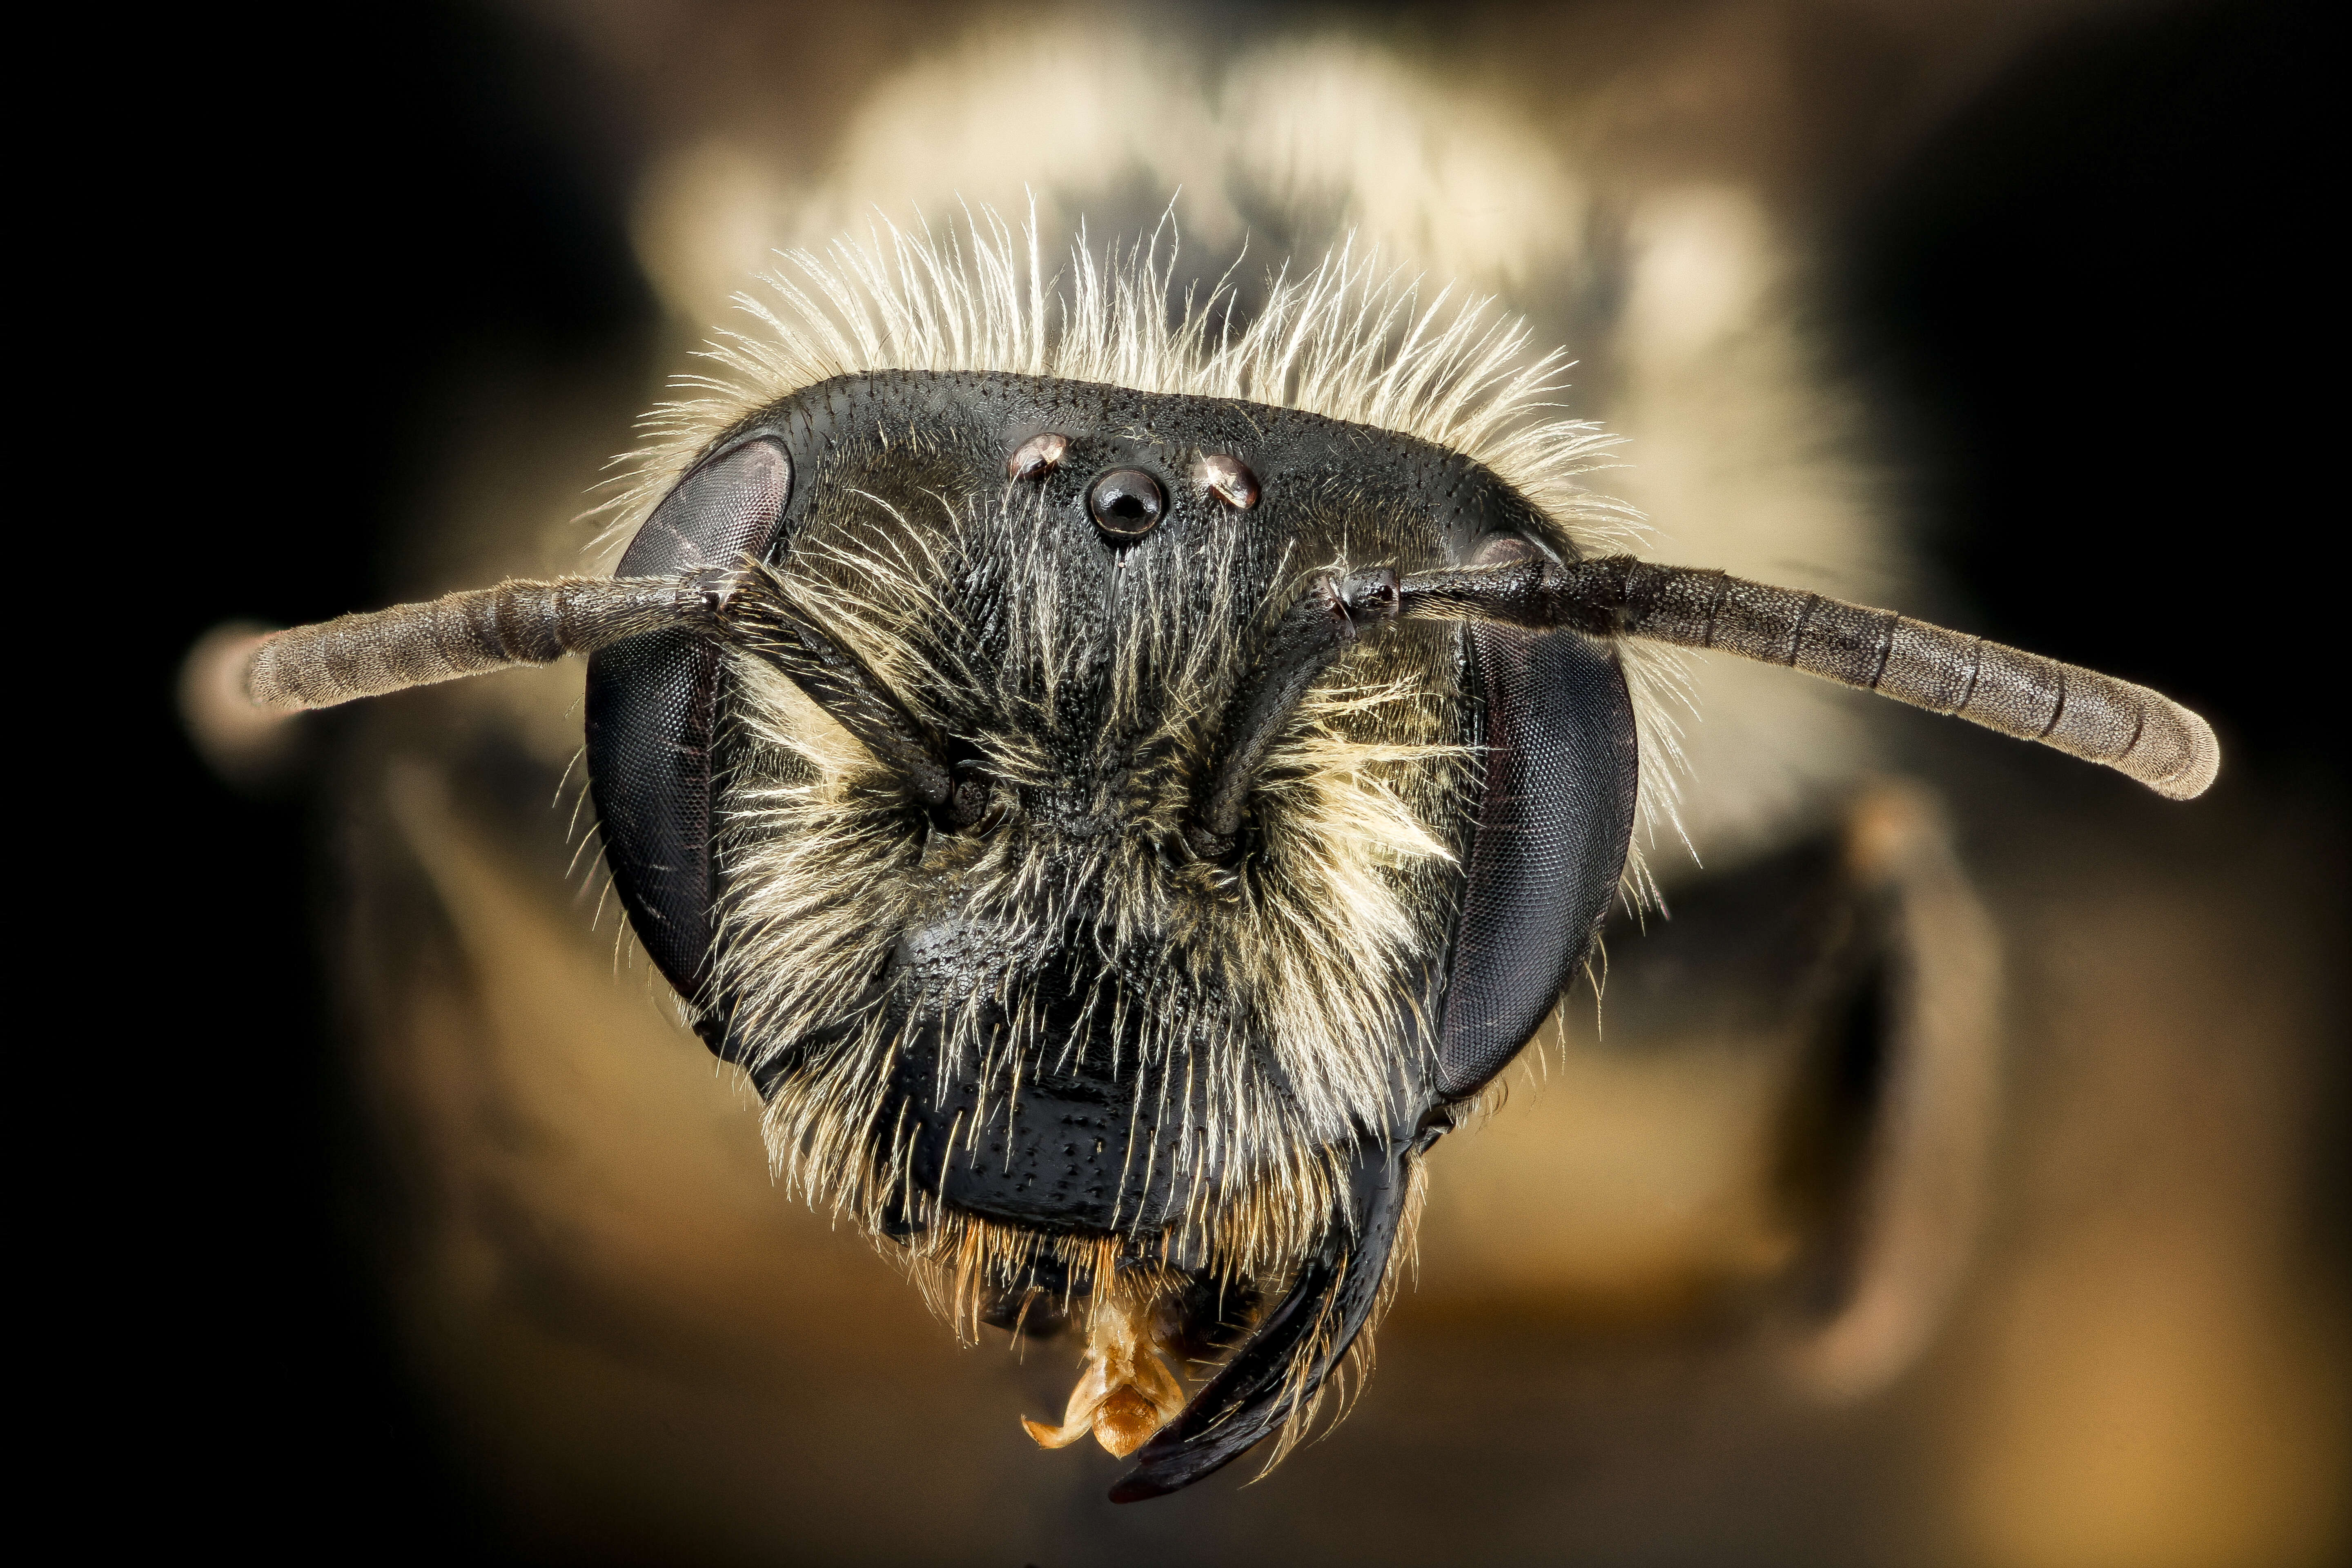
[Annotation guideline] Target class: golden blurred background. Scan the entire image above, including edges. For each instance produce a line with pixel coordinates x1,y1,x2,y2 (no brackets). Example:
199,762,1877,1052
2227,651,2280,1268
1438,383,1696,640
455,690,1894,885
127,1,2341,1563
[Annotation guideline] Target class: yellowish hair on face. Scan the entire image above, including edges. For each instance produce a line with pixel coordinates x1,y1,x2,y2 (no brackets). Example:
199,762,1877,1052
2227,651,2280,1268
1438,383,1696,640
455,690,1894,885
709,470,1467,1291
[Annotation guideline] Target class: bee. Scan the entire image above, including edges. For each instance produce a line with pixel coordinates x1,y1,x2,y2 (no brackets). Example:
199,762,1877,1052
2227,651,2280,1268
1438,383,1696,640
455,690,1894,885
240,219,2214,1502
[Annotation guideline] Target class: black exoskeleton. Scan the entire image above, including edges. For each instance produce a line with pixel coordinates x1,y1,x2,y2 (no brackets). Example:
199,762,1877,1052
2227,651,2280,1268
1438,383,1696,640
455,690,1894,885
246,346,2214,1499
585,371,1636,1497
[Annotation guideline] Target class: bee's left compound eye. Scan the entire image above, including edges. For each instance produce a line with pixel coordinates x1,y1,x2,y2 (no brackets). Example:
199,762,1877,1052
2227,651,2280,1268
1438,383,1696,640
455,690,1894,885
1087,468,1167,541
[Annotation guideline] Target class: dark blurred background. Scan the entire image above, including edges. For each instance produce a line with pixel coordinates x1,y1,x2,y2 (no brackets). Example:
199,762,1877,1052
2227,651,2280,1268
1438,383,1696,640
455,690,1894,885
66,0,2336,1561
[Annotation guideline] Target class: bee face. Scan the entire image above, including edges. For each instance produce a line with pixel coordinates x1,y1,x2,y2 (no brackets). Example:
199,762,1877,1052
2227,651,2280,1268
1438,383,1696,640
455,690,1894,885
233,218,2212,1502
584,369,1639,1489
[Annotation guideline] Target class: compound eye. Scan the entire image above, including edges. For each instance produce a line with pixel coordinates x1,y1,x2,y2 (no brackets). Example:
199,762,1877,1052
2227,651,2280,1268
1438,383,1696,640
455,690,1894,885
1087,468,1167,541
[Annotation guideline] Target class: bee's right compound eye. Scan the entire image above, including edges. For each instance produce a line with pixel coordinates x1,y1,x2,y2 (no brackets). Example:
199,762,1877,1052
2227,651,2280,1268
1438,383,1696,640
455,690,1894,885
1087,468,1166,541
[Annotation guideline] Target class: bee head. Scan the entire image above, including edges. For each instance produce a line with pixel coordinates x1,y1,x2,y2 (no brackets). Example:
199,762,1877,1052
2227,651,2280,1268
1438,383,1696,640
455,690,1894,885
234,217,2216,1501
586,369,1639,1492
